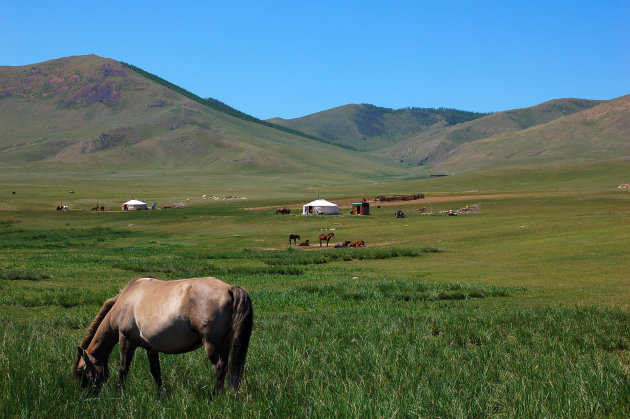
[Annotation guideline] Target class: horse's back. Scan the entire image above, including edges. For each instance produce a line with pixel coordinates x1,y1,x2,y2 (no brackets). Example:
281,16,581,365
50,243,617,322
113,277,234,353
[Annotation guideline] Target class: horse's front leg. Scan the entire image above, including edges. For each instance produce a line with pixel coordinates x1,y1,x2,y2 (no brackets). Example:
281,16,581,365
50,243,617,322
118,335,137,388
147,349,164,395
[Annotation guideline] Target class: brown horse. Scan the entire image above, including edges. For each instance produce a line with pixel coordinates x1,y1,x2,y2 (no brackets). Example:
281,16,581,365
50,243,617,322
72,277,253,396
289,234,300,245
319,232,335,247
348,240,365,248
276,208,290,214
91,205,99,212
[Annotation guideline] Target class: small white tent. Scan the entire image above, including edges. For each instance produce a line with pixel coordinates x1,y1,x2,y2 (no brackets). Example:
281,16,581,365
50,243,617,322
302,199,339,215
122,199,148,210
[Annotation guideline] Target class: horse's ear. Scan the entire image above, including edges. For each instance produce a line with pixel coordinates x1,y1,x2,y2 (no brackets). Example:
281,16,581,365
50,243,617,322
77,347,91,365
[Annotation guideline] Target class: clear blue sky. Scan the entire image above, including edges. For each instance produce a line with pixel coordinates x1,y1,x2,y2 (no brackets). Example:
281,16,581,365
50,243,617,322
2,1,629,119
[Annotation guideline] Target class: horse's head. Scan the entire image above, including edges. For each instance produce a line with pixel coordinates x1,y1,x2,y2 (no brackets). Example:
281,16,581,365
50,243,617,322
73,347,109,391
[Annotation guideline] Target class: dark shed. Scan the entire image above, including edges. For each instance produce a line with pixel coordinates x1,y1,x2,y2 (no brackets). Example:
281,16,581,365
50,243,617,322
351,202,370,215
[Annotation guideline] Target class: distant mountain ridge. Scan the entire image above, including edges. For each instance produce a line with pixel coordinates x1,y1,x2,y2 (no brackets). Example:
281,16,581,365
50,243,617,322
428,94,630,172
268,104,489,151
386,98,604,166
0,55,628,175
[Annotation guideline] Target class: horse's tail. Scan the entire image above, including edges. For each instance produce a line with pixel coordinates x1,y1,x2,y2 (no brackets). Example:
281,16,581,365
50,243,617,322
228,285,253,392
72,295,118,378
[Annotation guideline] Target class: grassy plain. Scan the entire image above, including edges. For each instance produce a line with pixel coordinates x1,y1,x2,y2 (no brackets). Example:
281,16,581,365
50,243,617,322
1,160,629,417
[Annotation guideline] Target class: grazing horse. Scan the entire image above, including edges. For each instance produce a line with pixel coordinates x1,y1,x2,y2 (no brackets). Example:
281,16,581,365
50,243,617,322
289,234,300,245
276,208,290,214
72,277,253,396
92,205,99,212
319,232,335,247
348,240,365,248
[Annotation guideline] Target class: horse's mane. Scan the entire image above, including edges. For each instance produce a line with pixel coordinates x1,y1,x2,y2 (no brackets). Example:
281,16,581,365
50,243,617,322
77,277,157,348
72,277,157,376
72,295,118,377
78,296,118,349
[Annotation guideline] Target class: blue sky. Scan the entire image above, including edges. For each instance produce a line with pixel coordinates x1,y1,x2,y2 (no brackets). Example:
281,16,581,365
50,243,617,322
2,1,629,119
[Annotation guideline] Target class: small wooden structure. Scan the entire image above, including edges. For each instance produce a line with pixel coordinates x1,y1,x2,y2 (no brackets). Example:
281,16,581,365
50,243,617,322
351,202,370,215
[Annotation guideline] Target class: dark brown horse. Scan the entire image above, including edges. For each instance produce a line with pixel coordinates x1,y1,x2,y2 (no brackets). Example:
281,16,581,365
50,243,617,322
276,208,291,214
72,277,253,396
319,232,335,247
289,234,300,245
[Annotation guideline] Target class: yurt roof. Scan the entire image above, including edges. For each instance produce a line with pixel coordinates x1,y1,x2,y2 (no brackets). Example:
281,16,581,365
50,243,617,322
124,199,147,205
304,199,337,207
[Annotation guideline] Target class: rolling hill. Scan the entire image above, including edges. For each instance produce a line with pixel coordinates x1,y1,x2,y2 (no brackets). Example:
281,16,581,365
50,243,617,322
429,94,630,172
0,55,399,176
385,98,605,167
268,104,489,151
0,55,628,178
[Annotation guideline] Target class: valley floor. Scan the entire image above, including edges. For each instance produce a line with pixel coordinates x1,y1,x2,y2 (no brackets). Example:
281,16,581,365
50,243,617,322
1,163,629,416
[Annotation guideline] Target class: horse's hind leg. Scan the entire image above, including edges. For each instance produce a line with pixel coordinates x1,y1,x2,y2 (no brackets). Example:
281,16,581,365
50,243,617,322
147,349,163,394
204,340,229,396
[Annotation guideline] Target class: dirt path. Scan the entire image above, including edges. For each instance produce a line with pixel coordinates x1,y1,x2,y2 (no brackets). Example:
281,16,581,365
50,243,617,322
244,194,517,211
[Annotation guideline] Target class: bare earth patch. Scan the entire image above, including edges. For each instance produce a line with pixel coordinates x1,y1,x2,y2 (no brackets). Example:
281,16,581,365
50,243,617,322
245,194,515,211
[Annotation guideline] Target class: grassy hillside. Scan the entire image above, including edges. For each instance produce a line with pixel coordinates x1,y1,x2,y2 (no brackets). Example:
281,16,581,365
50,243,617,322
1,55,627,178
386,98,604,166
0,55,400,177
268,104,488,151
431,95,630,172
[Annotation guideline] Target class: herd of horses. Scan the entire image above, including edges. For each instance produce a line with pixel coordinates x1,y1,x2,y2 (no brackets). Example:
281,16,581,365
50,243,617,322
56,205,105,211
288,232,365,248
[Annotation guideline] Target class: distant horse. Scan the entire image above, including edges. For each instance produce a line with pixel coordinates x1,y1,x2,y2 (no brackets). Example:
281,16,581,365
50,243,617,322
276,208,291,214
92,205,99,212
100,206,105,212
319,232,335,247
348,240,365,248
73,277,253,396
334,241,351,248
298,240,310,247
289,234,300,245
57,205,63,211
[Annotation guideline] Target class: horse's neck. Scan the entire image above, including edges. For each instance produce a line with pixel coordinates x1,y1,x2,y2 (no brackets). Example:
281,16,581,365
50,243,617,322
87,315,118,361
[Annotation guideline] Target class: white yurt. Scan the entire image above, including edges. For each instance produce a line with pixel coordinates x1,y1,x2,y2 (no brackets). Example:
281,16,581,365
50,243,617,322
122,199,148,210
302,199,339,215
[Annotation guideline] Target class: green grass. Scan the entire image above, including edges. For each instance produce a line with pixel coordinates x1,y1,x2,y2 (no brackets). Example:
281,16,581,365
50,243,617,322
1,163,629,416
